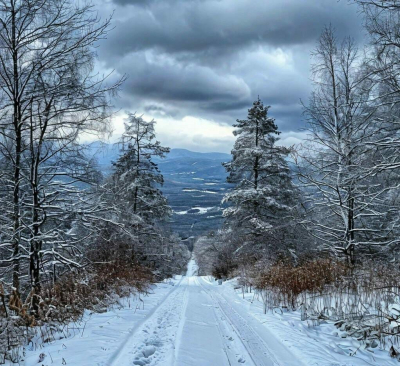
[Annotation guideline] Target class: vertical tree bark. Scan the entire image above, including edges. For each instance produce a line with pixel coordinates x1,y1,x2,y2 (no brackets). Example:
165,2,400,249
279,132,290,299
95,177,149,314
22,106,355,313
11,0,21,293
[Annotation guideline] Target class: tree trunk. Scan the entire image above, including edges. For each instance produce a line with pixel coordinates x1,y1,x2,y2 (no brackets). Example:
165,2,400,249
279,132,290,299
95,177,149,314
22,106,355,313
11,2,21,293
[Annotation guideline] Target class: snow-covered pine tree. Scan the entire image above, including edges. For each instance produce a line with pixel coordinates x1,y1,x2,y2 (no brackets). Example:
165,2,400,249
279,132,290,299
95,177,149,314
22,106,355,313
108,114,172,268
112,113,171,223
222,98,295,238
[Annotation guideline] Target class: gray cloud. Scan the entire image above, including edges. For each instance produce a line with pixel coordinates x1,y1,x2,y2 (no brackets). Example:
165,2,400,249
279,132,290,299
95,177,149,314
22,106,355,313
102,0,363,59
112,50,251,109
113,0,196,6
113,0,148,5
93,0,365,151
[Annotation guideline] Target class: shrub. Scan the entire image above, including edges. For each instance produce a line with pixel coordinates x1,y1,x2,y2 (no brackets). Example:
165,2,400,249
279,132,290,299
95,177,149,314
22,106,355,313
253,258,349,311
0,258,154,363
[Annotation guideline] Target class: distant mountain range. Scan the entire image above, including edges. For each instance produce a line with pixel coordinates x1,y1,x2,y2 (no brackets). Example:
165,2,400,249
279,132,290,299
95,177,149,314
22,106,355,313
86,143,232,238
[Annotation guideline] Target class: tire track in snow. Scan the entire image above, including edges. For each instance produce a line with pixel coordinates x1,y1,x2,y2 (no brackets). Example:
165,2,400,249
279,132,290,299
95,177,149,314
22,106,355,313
107,275,187,366
198,278,281,366
172,272,233,366
193,276,255,366
126,282,188,365
171,278,190,365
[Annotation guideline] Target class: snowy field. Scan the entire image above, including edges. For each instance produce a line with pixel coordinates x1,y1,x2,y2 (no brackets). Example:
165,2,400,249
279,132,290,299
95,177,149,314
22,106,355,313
19,259,397,366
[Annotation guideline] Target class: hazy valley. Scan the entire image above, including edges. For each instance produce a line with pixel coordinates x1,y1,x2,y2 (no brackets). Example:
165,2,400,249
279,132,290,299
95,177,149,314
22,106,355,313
89,143,232,239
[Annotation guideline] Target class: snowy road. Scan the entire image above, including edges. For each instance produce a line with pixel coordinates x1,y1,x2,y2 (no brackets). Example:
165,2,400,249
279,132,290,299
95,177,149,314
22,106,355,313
24,260,398,366
24,259,303,366
107,259,301,366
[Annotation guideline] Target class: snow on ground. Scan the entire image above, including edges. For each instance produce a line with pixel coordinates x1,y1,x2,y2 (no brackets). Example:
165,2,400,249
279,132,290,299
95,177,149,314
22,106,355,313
216,277,399,366
200,277,303,366
21,259,396,366
174,210,188,215
23,277,183,366
168,172,196,176
108,279,188,366
182,189,218,194
174,261,258,366
174,207,215,215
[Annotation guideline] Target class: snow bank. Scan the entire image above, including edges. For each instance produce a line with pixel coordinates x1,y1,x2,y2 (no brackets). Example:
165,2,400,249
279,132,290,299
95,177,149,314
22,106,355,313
20,278,182,366
219,278,400,366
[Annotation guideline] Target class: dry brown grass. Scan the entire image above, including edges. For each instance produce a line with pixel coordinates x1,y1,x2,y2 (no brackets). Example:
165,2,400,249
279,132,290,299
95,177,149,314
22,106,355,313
0,260,155,363
240,257,400,354
252,258,349,311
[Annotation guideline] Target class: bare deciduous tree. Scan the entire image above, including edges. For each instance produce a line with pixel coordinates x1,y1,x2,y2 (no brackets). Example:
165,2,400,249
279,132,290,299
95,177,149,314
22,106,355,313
0,0,123,306
296,26,400,263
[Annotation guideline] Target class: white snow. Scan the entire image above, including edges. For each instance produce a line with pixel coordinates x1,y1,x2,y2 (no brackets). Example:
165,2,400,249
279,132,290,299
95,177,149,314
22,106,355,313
174,207,215,215
22,277,182,366
174,210,189,215
169,172,196,175
21,259,398,366
182,189,218,194
226,279,399,366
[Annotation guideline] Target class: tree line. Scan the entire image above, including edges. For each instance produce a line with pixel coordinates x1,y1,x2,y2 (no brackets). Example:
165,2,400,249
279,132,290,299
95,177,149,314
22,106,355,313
0,1,188,361
195,2,400,353
197,0,400,278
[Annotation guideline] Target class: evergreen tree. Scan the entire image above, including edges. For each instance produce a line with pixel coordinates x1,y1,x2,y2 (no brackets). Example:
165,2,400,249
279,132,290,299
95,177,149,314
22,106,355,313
223,99,295,236
112,113,171,224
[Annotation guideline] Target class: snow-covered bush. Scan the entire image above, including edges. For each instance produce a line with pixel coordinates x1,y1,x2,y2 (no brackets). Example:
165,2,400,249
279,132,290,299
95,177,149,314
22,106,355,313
249,258,400,353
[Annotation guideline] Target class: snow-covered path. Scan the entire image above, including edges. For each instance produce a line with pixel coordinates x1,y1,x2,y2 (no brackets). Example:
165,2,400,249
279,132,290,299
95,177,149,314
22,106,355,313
24,259,399,366
24,260,302,365
173,266,231,366
199,278,298,366
173,261,258,366
107,259,301,366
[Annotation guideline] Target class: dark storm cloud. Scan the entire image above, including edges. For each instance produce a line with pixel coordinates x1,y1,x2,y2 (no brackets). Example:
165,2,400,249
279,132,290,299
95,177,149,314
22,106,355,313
103,0,363,59
94,0,365,148
114,51,251,106
113,0,193,5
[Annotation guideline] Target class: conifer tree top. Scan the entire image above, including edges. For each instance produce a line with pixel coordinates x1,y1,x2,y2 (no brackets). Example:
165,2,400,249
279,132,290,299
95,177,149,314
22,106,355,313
234,98,280,137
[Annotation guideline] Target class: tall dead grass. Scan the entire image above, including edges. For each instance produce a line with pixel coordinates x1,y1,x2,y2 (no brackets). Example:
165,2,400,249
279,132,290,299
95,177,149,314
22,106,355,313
0,261,154,364
247,257,400,354
253,258,349,312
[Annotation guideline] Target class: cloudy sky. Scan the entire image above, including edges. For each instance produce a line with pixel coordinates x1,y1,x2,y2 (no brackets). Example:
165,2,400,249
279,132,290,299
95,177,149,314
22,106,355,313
94,0,366,153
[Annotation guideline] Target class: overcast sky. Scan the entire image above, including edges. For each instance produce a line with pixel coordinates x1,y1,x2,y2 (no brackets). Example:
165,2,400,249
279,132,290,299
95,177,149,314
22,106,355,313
93,0,366,153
